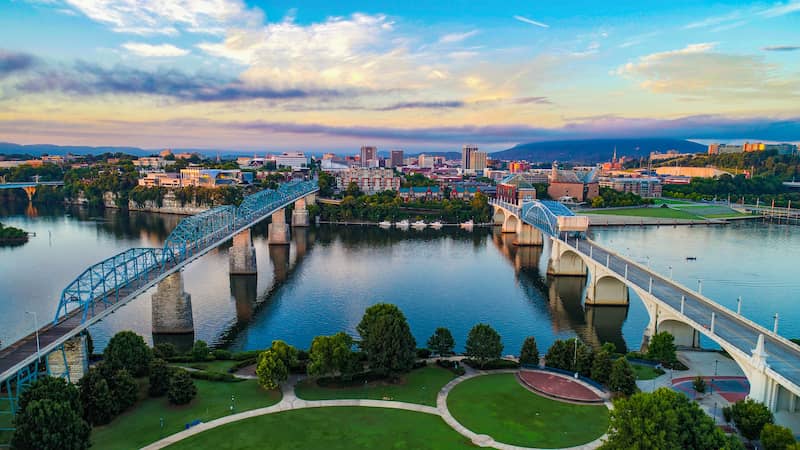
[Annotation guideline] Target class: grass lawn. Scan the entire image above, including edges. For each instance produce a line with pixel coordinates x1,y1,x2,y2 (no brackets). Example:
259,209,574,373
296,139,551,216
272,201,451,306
447,374,608,448
653,198,694,205
585,207,700,219
631,363,665,380
91,379,280,450
295,365,456,406
165,407,473,450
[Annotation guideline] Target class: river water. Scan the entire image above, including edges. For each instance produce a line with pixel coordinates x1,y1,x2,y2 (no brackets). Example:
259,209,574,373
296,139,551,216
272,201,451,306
1,203,797,355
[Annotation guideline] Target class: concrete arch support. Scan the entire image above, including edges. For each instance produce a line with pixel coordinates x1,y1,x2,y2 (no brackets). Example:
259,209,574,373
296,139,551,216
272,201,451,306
547,239,587,276
501,213,519,233
492,207,506,226
229,228,257,275
586,275,629,306
151,271,195,334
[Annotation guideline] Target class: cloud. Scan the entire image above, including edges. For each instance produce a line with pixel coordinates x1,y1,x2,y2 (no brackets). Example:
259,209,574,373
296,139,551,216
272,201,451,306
57,0,260,35
513,96,551,105
513,15,549,28
375,100,464,111
10,61,333,101
760,0,800,18
615,43,799,99
438,30,479,44
762,45,800,52
0,50,36,78
122,42,190,57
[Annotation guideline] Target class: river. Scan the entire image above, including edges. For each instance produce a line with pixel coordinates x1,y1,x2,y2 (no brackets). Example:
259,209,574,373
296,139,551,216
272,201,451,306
1,203,797,356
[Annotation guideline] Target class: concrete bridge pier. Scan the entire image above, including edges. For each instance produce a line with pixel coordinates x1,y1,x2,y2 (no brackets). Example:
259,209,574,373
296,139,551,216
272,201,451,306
269,208,290,245
229,228,257,275
45,335,88,383
292,194,315,227
151,271,195,335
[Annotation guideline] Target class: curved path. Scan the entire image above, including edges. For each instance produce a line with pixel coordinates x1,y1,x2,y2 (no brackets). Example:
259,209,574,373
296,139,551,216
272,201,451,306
143,370,608,450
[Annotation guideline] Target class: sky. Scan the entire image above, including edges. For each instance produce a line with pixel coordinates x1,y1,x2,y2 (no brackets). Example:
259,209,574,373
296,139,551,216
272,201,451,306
0,0,799,152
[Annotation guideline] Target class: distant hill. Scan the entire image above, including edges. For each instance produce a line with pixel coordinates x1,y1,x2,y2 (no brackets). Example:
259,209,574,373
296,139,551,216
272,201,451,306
0,142,151,157
492,139,706,163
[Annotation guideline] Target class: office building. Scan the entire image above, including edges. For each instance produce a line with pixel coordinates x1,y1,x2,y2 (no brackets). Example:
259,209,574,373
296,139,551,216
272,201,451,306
390,150,404,168
462,144,478,171
470,151,488,171
360,146,378,167
336,168,401,194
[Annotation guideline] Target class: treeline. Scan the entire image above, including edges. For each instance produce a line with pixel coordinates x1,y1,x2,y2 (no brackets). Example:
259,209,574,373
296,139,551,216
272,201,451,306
664,174,800,206
590,187,653,208
680,150,800,180
0,221,28,245
128,185,244,208
316,190,492,223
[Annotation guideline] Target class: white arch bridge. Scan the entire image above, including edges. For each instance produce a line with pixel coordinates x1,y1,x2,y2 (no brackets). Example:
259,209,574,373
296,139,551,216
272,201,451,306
491,198,800,418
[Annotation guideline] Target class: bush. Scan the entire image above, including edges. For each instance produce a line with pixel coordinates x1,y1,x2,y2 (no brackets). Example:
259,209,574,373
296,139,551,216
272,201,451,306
436,359,466,376
760,423,797,450
729,398,774,441
168,369,197,405
77,367,116,426
230,358,257,371
16,376,81,414
722,405,733,423
462,358,519,370
464,323,503,367
153,342,177,359
232,350,262,361
609,357,637,396
693,376,706,394
647,332,677,365
11,399,91,450
108,369,138,413
148,359,170,397
519,336,539,365
188,370,243,383
256,349,288,390
212,349,233,360
104,331,152,376
416,348,432,359
191,340,210,361
427,327,456,356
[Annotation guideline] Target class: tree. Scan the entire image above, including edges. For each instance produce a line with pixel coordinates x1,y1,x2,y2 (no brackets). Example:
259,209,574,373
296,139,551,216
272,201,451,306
356,303,417,375
108,369,138,413
345,181,362,197
590,345,614,385
77,367,116,425
191,340,209,361
601,388,740,450
256,349,288,390
308,332,361,379
148,358,170,397
16,376,81,415
693,376,706,394
11,399,91,450
519,336,539,365
427,328,456,356
761,424,797,450
167,369,197,405
729,398,774,441
647,331,677,365
269,340,298,368
544,338,592,375
153,342,177,359
608,357,637,395
465,323,503,367
104,330,152,376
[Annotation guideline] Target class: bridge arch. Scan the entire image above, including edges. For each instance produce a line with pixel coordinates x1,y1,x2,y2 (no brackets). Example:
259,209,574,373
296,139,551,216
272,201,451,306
586,274,629,306
502,214,519,234
548,246,588,277
492,207,506,225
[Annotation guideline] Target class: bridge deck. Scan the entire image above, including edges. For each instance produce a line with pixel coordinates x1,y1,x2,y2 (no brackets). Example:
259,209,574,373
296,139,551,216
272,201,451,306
571,238,800,392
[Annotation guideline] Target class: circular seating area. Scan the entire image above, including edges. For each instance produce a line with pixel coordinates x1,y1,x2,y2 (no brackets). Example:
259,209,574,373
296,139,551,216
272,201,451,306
517,369,606,403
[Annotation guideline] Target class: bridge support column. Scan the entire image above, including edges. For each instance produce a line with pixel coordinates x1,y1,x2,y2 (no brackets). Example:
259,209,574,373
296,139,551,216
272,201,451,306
229,228,257,275
547,238,587,276
268,208,290,245
151,271,194,334
292,197,310,227
514,223,543,246
45,335,88,383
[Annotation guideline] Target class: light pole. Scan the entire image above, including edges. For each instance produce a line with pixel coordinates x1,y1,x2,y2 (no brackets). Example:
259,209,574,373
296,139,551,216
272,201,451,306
573,338,578,377
697,279,703,295
25,311,40,363
668,265,673,280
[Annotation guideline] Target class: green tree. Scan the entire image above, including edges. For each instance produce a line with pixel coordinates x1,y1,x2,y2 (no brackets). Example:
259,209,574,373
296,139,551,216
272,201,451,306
104,330,152,376
465,323,503,367
16,376,81,415
601,388,741,450
761,424,797,450
608,357,637,395
167,369,197,405
356,303,417,375
153,342,177,359
256,349,288,390
148,358,170,397
647,331,677,365
108,369,138,413
590,345,614,385
345,181,362,197
269,340,299,368
191,340,209,361
519,336,539,365
729,398,774,441
11,399,90,450
307,332,360,379
77,367,116,425
544,338,592,375
427,328,456,356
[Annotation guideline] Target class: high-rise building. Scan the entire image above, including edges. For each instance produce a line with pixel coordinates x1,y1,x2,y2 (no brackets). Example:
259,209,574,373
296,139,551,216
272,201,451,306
462,144,478,171
418,154,435,168
360,146,377,167
390,149,404,168
470,151,488,171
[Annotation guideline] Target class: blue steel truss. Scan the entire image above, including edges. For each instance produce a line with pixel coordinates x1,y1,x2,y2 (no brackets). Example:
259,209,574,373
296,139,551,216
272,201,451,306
53,180,317,325
519,200,576,236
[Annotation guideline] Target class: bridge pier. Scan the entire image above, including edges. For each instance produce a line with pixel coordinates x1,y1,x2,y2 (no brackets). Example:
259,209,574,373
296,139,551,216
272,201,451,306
45,335,88,383
514,223,543,246
292,194,315,227
268,208,290,245
151,271,195,334
229,228,257,275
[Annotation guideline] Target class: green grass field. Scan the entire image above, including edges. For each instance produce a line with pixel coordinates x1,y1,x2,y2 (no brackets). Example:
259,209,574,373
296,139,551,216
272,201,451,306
295,365,456,406
631,363,665,380
165,407,474,450
446,374,608,448
91,379,280,450
585,207,700,219
653,198,694,205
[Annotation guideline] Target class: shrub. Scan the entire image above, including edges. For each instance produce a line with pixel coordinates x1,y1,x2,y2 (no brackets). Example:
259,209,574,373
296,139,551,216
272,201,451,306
108,369,138,413
436,359,466,376
427,327,456,356
153,342,177,359
188,370,243,382
308,333,360,380
693,376,706,394
104,331,152,376
519,336,539,365
416,348,432,359
168,369,197,405
148,359,170,397
729,398,774,441
191,340,210,361
609,357,637,395
77,367,116,426
462,358,519,370
212,349,233,360
760,423,796,450
464,323,503,367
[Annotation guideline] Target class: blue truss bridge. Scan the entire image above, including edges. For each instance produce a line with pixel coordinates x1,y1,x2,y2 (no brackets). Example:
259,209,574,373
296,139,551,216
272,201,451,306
0,180,318,422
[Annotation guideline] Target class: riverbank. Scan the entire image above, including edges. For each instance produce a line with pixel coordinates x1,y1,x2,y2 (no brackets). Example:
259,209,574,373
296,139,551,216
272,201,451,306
581,214,729,227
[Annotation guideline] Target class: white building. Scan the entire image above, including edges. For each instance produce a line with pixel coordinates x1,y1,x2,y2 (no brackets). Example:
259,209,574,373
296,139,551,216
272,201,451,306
273,152,308,170
336,168,401,194
133,157,175,170
137,172,182,187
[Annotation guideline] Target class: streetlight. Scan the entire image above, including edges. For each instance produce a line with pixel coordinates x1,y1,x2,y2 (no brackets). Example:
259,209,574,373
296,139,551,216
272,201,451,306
697,279,703,295
25,311,40,363
668,265,673,280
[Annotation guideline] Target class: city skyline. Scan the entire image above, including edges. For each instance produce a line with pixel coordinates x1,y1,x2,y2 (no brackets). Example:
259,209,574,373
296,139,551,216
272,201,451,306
1,0,799,151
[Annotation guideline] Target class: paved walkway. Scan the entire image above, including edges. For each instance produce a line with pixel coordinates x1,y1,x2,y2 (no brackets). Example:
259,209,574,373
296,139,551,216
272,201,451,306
143,370,608,450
